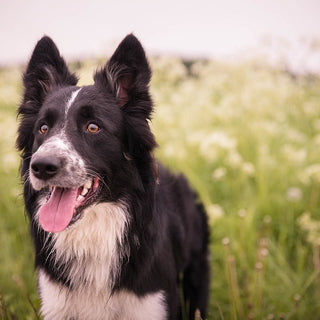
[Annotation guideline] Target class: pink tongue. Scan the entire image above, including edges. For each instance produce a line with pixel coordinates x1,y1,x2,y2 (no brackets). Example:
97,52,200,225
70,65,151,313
39,187,78,233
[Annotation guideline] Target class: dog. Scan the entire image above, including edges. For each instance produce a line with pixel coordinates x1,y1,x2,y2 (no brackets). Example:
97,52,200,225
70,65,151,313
17,34,209,320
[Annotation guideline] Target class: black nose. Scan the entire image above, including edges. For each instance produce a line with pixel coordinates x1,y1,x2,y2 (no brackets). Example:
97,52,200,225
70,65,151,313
31,156,61,180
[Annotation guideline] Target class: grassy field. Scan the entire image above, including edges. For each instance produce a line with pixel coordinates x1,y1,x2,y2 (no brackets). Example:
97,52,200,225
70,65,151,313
1,56,320,319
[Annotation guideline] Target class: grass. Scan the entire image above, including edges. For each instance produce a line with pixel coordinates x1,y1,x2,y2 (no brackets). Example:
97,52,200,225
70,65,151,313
1,55,320,319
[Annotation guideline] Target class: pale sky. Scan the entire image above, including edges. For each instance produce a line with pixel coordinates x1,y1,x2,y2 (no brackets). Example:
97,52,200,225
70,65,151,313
1,0,320,72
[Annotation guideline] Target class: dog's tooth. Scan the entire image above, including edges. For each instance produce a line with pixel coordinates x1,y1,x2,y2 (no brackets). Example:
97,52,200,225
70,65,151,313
81,188,88,196
77,195,85,202
84,179,92,189
81,180,92,196
84,180,92,190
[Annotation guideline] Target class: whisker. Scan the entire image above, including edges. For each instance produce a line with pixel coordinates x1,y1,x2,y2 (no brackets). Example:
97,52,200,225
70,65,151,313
23,155,33,161
86,168,112,197
23,170,31,187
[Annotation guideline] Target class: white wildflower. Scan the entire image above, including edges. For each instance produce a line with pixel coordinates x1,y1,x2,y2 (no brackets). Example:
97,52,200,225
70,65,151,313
287,129,306,144
186,131,206,144
286,187,303,202
300,163,320,184
298,212,320,246
163,145,176,158
222,237,230,246
259,248,269,258
199,131,237,162
242,162,255,176
263,215,272,225
162,144,185,159
238,209,246,218
201,131,237,152
227,150,243,168
283,145,307,164
207,204,225,222
212,167,227,180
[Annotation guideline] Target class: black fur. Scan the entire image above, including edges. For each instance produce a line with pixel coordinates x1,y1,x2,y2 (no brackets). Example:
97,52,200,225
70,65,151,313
17,34,209,319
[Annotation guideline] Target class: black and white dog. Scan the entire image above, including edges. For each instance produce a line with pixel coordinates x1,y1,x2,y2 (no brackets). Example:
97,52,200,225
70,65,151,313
17,35,209,320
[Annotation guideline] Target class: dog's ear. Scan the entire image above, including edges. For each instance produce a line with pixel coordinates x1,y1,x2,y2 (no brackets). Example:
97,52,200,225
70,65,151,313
22,36,78,107
95,35,157,178
94,34,152,112
17,36,77,155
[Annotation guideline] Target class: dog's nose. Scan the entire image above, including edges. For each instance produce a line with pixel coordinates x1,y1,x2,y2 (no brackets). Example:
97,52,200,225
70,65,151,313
31,156,61,180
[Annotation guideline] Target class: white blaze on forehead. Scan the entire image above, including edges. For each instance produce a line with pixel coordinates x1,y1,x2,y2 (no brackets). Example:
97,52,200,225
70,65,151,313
65,88,81,114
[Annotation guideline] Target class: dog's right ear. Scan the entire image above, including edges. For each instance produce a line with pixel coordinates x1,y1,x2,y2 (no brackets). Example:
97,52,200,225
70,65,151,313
17,36,77,154
21,36,77,108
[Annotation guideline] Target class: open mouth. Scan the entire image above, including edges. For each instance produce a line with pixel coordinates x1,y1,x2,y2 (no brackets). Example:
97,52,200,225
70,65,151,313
39,177,100,233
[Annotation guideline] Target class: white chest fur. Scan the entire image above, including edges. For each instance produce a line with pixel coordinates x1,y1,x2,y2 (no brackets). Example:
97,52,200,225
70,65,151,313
39,269,167,320
51,202,130,292
37,202,166,319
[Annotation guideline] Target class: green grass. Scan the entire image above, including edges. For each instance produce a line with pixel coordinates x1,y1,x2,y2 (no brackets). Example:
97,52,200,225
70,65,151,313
1,56,320,319
0,67,39,319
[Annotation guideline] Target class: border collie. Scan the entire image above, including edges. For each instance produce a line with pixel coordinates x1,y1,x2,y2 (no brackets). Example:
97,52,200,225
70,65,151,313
17,34,209,320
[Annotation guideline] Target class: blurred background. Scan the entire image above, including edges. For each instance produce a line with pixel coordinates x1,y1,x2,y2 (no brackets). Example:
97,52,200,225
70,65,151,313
1,0,320,319
1,0,320,74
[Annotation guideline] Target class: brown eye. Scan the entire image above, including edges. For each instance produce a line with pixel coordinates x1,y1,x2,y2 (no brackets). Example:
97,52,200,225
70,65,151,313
87,123,100,134
39,124,48,134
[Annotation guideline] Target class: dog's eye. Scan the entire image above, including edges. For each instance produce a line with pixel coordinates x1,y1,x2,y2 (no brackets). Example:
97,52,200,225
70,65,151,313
87,123,100,134
39,124,49,134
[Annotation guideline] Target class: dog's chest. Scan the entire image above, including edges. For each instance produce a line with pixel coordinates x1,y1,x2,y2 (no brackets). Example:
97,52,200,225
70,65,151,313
38,269,167,320
38,202,167,319
45,202,129,289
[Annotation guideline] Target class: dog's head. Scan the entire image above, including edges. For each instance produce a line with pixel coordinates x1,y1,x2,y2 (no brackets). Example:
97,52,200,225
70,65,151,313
17,35,156,233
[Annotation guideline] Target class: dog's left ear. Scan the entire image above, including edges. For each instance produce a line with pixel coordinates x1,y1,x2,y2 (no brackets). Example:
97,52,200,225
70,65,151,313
95,35,157,179
95,34,152,113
